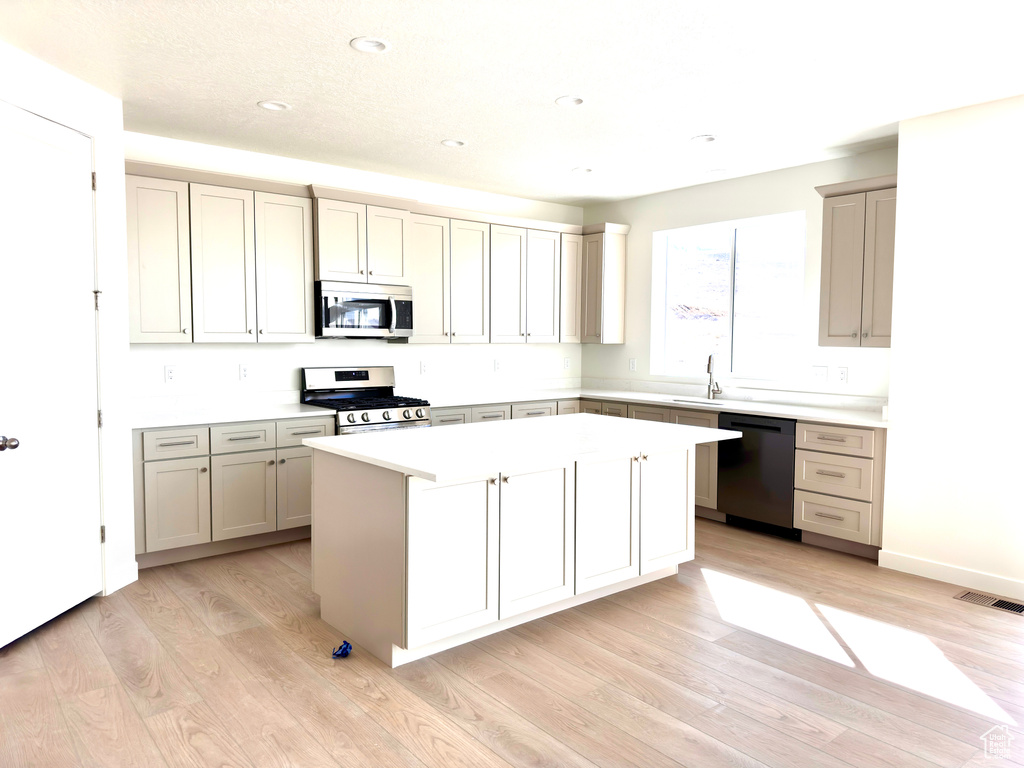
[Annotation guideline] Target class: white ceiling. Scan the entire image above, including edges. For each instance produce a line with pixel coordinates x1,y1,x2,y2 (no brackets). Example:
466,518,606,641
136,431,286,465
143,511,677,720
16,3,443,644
3,0,1024,206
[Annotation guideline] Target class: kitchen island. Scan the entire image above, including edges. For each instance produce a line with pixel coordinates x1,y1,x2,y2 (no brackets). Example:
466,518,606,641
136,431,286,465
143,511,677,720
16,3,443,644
304,413,738,667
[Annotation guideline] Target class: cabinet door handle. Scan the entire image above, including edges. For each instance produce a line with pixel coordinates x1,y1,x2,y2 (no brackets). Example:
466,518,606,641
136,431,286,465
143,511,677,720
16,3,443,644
641,454,648,461
259,329,264,335
290,429,322,436
814,511,845,521
850,332,858,338
158,440,195,447
228,435,261,441
502,476,510,484
862,331,869,338
816,434,847,442
200,467,207,473
268,460,275,465
248,329,253,334
278,459,286,464
489,477,497,485
815,469,846,478
182,328,188,334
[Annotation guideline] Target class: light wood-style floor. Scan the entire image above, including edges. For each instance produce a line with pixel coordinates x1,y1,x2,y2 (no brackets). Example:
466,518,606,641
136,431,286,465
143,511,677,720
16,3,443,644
2,519,1022,768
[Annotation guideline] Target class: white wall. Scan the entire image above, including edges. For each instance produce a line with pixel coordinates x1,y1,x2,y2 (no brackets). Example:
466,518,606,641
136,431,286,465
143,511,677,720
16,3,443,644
0,40,135,593
880,96,1024,599
582,149,898,402
124,134,584,412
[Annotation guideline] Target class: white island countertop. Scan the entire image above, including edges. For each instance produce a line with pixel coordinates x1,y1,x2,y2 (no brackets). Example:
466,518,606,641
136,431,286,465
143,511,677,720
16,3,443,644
305,412,738,483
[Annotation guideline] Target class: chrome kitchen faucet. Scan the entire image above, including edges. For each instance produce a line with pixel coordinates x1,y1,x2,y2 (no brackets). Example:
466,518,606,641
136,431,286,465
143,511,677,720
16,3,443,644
707,354,722,400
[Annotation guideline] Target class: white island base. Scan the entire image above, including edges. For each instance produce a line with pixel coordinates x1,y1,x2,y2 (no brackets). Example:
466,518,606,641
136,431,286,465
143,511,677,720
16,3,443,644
306,413,738,668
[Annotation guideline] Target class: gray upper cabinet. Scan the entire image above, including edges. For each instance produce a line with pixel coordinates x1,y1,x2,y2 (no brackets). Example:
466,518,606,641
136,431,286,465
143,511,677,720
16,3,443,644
818,183,896,348
254,192,314,343
560,233,583,343
366,205,406,282
525,229,560,343
490,224,527,343
126,176,193,342
581,228,626,344
190,183,257,343
314,198,367,281
406,213,451,344
450,219,490,343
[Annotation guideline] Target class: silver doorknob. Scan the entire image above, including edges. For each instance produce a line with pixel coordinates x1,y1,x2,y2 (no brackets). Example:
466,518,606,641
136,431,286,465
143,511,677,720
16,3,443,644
0,436,20,451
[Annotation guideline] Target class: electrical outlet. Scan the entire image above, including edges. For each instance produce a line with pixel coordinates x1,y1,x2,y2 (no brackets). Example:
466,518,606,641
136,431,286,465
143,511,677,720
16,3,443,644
563,357,570,370
419,361,429,375
239,364,249,380
164,365,176,383
493,359,501,373
838,366,849,384
629,358,637,372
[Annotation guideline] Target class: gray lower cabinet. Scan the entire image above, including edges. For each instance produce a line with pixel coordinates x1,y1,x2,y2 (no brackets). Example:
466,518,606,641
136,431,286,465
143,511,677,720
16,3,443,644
211,449,277,541
276,446,314,529
135,416,334,554
143,456,211,552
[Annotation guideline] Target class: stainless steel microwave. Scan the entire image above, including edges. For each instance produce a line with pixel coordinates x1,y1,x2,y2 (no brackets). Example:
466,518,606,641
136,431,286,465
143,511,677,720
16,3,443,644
314,281,413,340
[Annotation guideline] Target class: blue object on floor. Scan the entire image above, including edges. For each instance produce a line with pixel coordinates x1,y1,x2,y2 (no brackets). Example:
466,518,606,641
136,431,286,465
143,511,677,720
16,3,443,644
332,641,352,658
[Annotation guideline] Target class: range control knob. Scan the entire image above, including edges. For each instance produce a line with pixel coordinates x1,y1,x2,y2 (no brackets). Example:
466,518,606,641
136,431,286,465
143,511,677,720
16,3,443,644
416,408,425,418
361,412,371,422
347,413,357,424
403,409,412,420
383,411,392,421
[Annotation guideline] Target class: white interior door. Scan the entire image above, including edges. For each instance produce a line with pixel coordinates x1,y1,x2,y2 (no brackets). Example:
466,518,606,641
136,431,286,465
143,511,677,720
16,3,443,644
0,100,102,648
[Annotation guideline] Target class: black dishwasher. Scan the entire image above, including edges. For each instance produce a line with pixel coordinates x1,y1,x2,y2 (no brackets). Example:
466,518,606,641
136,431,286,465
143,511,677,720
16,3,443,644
717,413,799,540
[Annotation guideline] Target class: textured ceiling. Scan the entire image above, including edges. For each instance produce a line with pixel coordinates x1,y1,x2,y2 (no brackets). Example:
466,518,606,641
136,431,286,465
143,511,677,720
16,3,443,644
3,0,1024,205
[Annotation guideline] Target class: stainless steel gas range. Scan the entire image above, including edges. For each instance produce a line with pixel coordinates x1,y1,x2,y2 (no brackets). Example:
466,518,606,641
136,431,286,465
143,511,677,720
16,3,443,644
300,366,431,434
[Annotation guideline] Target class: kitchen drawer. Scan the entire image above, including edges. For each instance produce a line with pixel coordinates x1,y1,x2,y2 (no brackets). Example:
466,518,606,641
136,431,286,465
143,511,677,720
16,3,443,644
277,417,334,447
628,404,671,421
472,405,511,423
794,490,871,545
580,400,603,415
795,449,873,502
512,401,557,419
431,407,472,426
142,426,210,460
557,399,581,415
601,401,627,418
210,421,276,454
796,422,875,458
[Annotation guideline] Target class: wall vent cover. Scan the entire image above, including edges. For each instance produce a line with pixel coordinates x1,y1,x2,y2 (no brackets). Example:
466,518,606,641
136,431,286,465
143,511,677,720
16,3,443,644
955,590,1024,615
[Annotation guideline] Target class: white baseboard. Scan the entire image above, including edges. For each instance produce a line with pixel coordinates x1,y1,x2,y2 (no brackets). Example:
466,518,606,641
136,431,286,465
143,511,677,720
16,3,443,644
879,550,1024,601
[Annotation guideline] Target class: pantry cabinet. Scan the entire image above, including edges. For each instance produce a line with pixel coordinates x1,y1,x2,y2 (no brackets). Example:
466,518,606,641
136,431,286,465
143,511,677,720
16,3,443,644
126,176,193,343
818,181,896,348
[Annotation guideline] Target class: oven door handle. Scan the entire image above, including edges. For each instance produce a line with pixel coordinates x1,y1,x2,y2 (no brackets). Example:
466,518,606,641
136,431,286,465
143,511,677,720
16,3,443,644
388,296,397,334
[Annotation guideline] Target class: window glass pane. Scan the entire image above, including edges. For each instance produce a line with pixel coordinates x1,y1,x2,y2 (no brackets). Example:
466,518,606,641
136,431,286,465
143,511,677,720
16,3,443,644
732,212,805,376
662,223,732,375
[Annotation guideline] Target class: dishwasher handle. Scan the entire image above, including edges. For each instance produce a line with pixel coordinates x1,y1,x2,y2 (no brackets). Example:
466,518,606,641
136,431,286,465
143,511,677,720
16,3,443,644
718,412,796,435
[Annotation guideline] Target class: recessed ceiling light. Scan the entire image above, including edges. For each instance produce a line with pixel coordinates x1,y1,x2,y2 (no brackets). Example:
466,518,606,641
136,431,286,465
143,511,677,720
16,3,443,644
257,100,292,111
690,134,716,143
555,95,584,107
571,167,592,174
350,36,391,53
441,139,465,148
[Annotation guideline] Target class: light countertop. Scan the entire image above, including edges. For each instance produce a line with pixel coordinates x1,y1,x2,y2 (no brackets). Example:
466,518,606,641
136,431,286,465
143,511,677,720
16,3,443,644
131,403,332,430
305,412,738,483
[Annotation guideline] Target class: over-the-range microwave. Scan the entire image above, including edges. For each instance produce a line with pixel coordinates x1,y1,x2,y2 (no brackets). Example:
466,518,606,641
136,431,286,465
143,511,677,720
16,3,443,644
314,281,413,341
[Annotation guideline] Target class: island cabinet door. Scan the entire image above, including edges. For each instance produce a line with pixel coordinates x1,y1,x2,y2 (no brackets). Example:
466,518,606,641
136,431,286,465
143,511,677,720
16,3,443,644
498,464,575,620
574,452,640,594
638,448,693,575
405,476,499,649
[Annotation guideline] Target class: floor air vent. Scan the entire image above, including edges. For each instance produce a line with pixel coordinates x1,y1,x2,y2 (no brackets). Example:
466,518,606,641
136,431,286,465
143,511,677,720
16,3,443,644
955,590,1024,615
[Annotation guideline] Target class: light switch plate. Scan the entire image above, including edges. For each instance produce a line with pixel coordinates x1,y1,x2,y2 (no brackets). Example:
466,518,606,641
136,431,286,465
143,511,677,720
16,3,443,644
838,366,849,384
629,358,637,372
164,365,176,383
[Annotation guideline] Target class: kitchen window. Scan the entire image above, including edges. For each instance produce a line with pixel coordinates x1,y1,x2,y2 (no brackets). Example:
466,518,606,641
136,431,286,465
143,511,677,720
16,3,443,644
651,211,805,379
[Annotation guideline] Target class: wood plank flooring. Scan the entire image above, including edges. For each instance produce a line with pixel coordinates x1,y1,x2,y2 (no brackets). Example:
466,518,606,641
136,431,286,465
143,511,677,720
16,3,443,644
2,518,1022,768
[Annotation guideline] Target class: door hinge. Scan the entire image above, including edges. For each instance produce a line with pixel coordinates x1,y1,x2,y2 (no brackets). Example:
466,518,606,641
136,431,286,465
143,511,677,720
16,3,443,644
100,525,106,544
93,289,101,310
97,409,103,428
91,171,97,191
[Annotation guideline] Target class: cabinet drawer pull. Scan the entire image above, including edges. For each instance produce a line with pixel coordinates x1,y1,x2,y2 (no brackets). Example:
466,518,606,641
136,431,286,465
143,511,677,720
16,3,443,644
815,469,847,478
814,511,845,521
481,414,502,419
525,410,545,416
816,434,847,442
228,435,261,441
290,429,322,436
158,440,195,447
439,418,462,423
